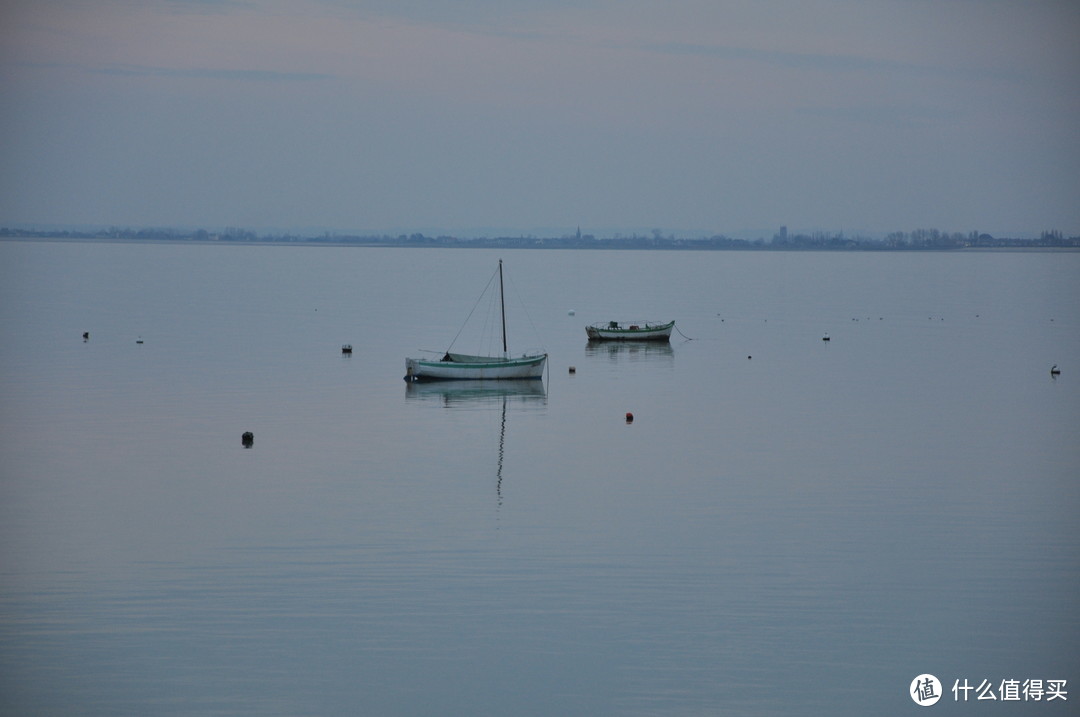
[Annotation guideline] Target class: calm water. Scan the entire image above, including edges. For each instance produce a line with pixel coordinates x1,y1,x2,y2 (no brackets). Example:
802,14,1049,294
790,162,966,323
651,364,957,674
1,241,1077,716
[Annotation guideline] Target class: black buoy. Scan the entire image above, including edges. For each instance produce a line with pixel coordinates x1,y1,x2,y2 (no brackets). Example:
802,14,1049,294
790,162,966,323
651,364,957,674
568,366,576,374
1050,365,1060,376
822,334,830,342
341,344,353,355
242,431,254,447
82,331,89,340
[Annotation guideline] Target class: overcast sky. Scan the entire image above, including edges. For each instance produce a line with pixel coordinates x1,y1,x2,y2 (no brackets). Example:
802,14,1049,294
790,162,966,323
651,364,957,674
1,0,1077,238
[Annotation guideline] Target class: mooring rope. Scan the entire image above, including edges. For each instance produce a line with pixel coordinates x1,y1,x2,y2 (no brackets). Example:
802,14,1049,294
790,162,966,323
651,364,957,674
674,324,694,340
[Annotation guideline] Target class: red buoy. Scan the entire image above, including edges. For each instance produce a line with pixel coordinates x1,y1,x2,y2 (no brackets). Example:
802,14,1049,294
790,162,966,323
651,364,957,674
625,412,634,423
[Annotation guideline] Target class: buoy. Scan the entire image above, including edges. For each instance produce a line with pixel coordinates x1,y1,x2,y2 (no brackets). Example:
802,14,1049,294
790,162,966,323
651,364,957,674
82,331,89,340
747,355,752,360
568,309,575,316
568,366,576,374
625,412,634,423
822,334,830,341
1050,365,1060,376
136,338,144,344
241,431,254,447
342,344,353,354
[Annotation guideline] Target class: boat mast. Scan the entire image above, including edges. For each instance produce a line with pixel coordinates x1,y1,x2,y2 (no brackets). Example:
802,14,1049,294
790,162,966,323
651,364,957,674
498,259,508,356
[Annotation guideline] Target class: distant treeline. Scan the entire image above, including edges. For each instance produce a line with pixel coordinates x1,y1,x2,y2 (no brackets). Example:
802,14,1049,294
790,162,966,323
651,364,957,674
2,226,1078,250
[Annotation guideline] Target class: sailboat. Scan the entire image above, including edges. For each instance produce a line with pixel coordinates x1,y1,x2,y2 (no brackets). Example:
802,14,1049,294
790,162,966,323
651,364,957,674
404,260,548,382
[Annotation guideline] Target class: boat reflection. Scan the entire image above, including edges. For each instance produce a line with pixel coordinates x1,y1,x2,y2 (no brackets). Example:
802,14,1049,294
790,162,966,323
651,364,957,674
405,379,546,509
585,340,675,362
404,379,547,407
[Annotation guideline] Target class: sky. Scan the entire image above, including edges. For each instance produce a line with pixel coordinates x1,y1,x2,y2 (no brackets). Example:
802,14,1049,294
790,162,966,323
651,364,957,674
1,0,1078,238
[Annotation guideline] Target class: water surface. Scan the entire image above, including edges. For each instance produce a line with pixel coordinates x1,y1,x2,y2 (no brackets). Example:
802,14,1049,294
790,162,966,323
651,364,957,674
1,242,1077,715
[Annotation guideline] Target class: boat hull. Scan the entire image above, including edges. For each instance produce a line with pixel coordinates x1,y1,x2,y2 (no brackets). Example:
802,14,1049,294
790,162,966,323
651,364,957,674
586,321,674,342
405,353,547,381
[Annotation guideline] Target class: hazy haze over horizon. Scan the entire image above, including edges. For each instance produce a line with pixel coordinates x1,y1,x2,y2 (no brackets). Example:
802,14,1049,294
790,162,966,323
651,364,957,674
1,0,1078,238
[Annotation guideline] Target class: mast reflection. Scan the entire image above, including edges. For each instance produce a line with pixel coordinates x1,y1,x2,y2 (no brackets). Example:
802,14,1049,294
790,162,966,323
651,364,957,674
405,379,547,509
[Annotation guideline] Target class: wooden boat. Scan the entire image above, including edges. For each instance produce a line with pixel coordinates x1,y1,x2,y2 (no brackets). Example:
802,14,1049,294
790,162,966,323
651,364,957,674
405,352,547,381
586,320,675,342
405,261,548,382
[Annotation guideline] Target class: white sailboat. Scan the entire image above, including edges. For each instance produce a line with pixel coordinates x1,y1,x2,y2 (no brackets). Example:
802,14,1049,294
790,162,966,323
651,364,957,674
405,260,548,382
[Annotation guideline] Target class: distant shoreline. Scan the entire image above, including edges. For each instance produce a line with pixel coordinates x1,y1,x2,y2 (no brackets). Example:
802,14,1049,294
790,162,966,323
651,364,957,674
3,234,1078,252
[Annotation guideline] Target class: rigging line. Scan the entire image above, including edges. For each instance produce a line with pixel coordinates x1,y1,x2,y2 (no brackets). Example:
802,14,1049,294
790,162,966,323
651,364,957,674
502,265,546,354
446,264,501,352
480,280,502,357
